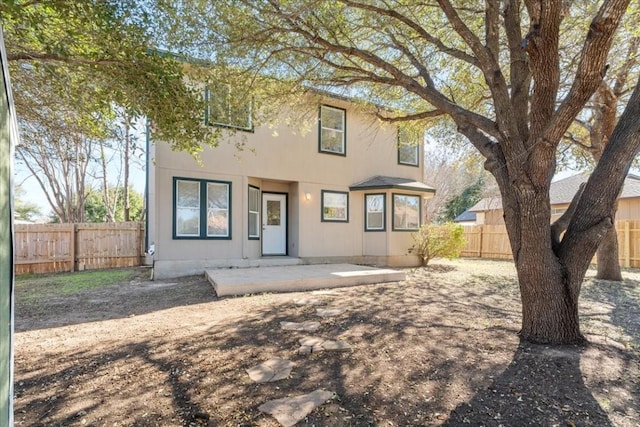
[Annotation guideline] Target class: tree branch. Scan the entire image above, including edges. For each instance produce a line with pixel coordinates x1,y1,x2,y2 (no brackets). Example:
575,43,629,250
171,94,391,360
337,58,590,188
503,0,531,142
551,183,585,252
485,0,500,62
524,1,562,139
456,121,503,169
543,0,631,147
386,32,436,88
376,110,444,123
438,0,525,167
560,74,640,280
339,0,481,68
612,36,639,97
252,2,503,139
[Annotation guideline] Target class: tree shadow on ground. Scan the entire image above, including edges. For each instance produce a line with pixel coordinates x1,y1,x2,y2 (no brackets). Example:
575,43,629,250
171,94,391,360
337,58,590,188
581,278,640,348
580,277,640,424
444,341,613,426
13,265,638,426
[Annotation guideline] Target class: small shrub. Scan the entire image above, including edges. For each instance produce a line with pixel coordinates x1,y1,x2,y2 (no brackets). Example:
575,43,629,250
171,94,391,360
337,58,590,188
411,223,466,266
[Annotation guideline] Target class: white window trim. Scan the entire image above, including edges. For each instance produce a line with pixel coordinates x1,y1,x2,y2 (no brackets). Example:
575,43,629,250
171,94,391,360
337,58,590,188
173,177,232,240
392,193,421,231
206,182,230,238
319,105,346,155
175,180,201,237
205,85,253,132
365,193,386,231
248,186,260,239
398,127,420,166
321,190,349,222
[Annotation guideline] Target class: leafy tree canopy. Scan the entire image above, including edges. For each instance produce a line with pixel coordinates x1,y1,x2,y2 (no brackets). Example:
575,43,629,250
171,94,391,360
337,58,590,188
84,186,143,223
2,0,220,155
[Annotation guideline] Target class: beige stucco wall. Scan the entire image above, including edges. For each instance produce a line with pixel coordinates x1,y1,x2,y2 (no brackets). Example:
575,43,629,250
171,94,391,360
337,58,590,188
149,96,430,274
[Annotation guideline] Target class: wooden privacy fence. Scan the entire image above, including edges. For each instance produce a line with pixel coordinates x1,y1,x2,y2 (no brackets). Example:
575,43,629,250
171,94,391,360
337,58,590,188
461,220,640,268
14,222,145,275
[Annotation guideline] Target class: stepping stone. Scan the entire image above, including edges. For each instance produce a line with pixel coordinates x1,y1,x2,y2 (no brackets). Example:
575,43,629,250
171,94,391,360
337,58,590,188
298,336,351,354
293,297,325,306
316,307,346,317
322,340,351,351
258,389,335,427
246,357,294,383
299,336,325,348
280,321,321,332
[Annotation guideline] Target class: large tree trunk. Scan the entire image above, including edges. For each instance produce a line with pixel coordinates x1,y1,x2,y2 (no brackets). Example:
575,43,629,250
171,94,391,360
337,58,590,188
596,224,623,281
589,84,624,281
502,185,585,344
518,266,584,344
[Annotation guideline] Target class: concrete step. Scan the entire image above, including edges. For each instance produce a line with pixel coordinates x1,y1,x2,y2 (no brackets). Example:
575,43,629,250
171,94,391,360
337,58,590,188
206,263,405,297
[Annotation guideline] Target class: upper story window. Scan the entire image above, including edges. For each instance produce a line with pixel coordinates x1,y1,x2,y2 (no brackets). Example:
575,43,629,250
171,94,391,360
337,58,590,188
173,177,232,239
398,127,420,166
205,82,253,131
319,105,346,156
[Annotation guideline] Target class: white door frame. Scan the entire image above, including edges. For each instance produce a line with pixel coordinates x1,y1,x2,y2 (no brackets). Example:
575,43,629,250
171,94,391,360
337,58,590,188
262,192,287,255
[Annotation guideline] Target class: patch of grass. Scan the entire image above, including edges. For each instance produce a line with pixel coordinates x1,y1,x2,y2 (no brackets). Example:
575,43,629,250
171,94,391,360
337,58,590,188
16,268,139,302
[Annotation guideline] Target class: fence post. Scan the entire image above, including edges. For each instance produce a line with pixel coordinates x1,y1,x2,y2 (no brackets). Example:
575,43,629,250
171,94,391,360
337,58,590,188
69,224,78,272
624,221,631,268
478,225,484,258
138,222,144,265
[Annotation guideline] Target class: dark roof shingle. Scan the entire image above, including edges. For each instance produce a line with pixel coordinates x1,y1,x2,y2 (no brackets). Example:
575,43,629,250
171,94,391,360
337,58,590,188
468,173,640,212
349,176,436,193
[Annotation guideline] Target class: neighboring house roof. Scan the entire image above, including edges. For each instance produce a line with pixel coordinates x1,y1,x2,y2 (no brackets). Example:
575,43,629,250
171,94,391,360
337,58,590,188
349,175,436,193
454,209,476,223
469,173,640,212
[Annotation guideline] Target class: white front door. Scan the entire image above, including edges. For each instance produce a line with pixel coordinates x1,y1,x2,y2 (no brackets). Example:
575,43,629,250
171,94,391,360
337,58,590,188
262,193,287,255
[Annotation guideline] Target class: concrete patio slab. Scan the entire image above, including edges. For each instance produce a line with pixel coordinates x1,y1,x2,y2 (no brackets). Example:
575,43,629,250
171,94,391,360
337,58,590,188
206,264,405,297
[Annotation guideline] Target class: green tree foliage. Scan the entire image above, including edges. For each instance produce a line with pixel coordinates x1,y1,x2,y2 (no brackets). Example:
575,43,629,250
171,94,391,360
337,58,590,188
411,223,466,266
440,178,484,222
84,187,143,223
1,0,220,155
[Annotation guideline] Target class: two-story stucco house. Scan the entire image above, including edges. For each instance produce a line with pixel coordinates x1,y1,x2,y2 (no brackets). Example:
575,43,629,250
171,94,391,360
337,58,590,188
147,90,435,279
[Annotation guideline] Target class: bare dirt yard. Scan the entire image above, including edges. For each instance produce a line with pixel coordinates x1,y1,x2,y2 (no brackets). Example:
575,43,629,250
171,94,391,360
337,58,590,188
13,259,640,426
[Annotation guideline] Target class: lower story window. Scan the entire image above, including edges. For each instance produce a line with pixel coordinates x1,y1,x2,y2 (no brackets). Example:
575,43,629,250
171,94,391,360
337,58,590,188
248,185,260,239
322,190,349,222
174,177,231,239
365,194,385,231
393,193,420,231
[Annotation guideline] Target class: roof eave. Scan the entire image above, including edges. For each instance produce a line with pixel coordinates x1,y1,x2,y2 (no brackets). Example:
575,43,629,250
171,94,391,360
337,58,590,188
349,184,436,193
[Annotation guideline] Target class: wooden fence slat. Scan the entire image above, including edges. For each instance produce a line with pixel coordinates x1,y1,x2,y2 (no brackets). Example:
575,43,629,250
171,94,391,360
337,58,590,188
461,219,640,268
13,222,144,275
